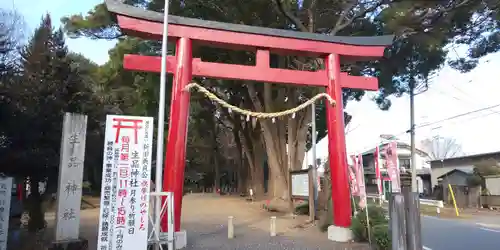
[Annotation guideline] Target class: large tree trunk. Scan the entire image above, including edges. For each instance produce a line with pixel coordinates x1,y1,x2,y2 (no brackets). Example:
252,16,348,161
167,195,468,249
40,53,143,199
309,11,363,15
233,125,247,193
27,177,45,232
287,89,312,171
210,117,222,193
237,158,248,194
213,154,220,193
229,110,266,197
243,128,265,197
247,82,312,212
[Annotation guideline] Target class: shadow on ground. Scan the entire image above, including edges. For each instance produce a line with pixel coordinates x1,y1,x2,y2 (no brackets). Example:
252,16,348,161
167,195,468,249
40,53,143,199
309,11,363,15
39,193,369,250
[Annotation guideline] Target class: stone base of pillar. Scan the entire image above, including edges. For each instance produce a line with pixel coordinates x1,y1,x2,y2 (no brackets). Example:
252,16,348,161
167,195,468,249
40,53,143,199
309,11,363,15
327,225,353,242
48,238,88,250
154,230,187,249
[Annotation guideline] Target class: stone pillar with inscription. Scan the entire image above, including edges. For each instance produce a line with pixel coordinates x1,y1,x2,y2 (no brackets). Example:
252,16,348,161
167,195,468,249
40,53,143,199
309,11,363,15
50,113,89,250
0,176,13,250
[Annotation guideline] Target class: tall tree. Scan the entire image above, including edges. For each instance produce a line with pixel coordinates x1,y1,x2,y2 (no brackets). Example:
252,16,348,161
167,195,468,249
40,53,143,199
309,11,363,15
420,136,464,160
61,0,500,206
0,14,94,231
468,158,500,190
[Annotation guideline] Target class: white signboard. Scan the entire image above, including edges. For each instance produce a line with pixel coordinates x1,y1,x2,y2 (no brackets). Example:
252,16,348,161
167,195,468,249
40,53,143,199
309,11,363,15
55,113,88,241
97,115,154,250
291,172,309,197
0,177,13,250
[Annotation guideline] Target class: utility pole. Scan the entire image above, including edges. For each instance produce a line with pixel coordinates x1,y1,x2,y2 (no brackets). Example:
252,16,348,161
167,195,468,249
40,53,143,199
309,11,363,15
311,102,318,220
409,79,417,193
407,78,423,250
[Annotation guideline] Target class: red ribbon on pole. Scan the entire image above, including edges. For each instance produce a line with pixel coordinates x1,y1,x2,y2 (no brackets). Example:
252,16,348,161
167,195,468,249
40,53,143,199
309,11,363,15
374,146,382,195
357,154,366,209
349,155,359,196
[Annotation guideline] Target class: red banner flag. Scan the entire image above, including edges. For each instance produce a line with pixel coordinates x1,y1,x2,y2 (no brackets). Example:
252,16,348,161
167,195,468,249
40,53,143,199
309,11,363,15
385,141,401,193
349,155,359,196
374,146,382,195
357,154,366,209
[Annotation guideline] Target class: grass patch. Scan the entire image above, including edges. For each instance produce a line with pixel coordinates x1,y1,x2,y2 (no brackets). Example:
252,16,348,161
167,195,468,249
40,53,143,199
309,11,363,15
419,204,471,219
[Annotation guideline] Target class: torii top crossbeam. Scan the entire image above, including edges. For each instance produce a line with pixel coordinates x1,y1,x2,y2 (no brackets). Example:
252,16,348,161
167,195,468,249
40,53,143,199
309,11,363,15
105,0,393,238
106,0,393,57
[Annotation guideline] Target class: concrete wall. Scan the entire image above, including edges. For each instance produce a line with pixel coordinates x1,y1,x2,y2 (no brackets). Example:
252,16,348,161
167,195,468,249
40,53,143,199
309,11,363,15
485,176,500,195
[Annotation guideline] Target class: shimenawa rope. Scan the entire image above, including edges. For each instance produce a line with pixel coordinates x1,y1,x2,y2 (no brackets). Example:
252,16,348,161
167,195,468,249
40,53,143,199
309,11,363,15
184,82,336,121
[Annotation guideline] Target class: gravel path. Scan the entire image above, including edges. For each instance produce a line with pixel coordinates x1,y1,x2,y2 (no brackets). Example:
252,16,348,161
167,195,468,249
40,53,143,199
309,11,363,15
176,194,368,249
44,193,369,250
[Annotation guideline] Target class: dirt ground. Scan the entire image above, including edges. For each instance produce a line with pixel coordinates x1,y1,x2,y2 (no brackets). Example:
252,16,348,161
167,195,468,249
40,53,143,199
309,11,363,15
42,193,369,250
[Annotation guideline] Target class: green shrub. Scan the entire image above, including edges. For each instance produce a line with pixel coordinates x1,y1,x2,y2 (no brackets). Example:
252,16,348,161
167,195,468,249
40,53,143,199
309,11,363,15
372,224,391,250
318,198,333,232
350,215,366,240
294,202,309,215
351,199,360,216
350,205,388,242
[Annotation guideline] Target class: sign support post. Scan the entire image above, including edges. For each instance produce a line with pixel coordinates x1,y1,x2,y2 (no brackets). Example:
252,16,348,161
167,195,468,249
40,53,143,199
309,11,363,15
311,102,318,221
154,0,171,249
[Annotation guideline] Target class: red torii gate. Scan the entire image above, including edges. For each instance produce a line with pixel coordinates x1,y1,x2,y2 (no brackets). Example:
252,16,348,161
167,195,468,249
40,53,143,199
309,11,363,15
105,0,393,238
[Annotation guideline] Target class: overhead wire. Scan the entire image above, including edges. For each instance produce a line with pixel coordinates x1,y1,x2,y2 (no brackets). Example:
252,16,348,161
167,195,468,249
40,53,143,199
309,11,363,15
347,47,497,153
440,51,500,117
351,102,500,154
415,103,500,129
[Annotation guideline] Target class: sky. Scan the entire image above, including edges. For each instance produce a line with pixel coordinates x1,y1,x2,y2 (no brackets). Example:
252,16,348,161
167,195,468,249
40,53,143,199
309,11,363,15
1,0,116,65
304,52,500,167
4,1,500,161
344,51,500,155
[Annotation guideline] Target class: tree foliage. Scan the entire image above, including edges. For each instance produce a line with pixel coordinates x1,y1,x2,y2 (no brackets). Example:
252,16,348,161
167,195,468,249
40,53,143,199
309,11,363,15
1,14,91,177
0,13,101,231
473,159,500,176
468,158,500,188
62,0,499,107
57,0,500,206
1,0,497,225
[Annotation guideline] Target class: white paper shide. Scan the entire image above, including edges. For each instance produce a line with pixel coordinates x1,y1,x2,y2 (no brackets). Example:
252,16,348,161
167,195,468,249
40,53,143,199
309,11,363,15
0,177,12,250
97,115,154,250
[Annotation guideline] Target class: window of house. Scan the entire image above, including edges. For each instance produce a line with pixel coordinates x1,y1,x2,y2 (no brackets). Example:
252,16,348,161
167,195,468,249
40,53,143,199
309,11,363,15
400,159,411,169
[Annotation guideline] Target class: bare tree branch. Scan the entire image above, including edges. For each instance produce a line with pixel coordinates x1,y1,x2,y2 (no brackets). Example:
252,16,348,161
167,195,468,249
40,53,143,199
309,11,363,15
331,0,358,35
421,136,464,160
331,0,387,35
273,0,309,32
397,0,474,38
306,0,318,32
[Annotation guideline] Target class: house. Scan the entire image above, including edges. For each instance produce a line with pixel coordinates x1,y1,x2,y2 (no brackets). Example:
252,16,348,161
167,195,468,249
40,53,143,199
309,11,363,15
436,168,481,207
436,168,473,187
429,151,500,190
359,141,432,198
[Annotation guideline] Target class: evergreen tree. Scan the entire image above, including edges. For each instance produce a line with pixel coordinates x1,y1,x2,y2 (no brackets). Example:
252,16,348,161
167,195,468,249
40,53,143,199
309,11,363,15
1,14,92,232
